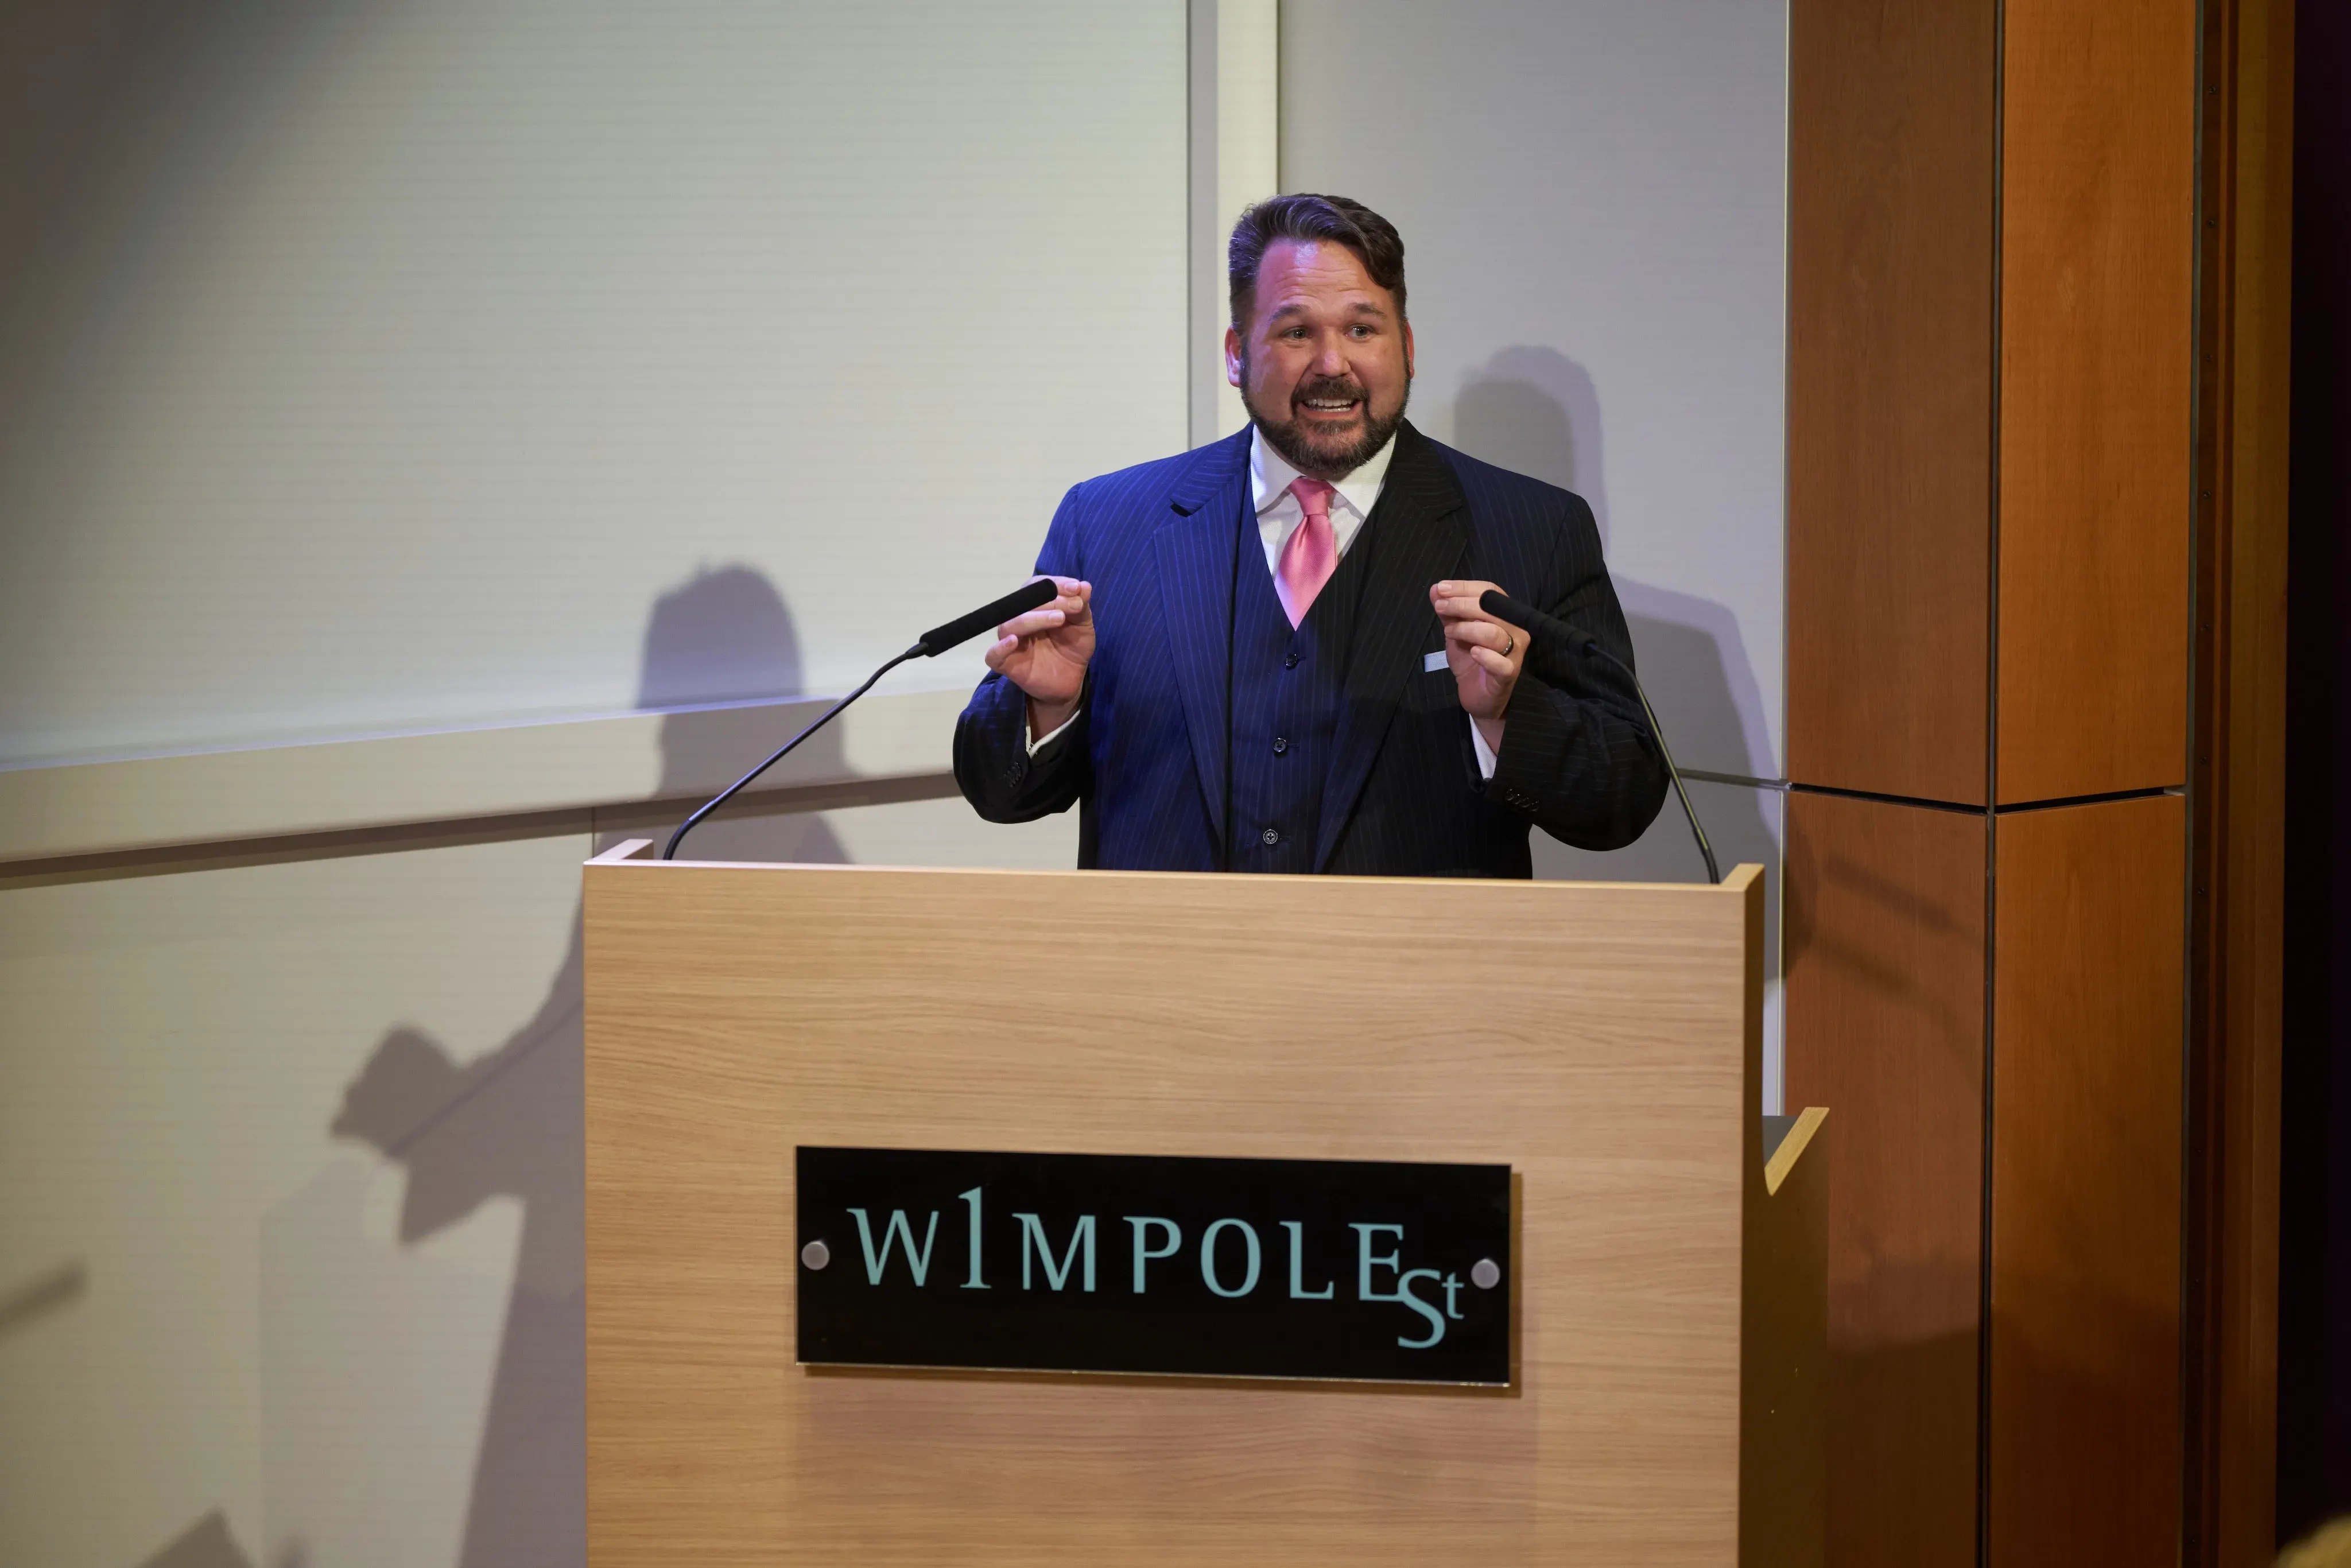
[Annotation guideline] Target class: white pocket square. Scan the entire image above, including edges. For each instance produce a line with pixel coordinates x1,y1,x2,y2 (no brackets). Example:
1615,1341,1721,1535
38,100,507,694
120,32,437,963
1423,650,1449,673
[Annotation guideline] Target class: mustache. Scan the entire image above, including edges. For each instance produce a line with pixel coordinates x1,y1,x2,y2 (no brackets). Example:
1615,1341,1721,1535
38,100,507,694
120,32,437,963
1293,376,1367,405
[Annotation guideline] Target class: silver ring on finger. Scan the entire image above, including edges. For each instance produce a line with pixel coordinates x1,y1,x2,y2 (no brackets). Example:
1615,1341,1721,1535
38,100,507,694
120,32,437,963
1501,632,1515,658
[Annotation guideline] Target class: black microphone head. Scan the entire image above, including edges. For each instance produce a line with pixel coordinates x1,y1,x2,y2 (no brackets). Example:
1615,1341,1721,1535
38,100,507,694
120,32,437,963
917,577,1059,656
1478,588,1539,630
1477,588,1600,657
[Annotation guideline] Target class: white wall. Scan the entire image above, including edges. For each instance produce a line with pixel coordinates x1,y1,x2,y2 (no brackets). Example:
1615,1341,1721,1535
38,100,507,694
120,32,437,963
0,0,1188,769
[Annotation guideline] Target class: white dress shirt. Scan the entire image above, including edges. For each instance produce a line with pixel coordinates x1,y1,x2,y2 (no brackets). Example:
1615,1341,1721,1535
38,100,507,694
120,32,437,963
1033,425,1497,778
1248,419,1391,576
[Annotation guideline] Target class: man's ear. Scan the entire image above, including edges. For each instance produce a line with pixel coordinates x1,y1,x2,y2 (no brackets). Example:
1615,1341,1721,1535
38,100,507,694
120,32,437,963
1403,320,1415,381
1224,326,1244,389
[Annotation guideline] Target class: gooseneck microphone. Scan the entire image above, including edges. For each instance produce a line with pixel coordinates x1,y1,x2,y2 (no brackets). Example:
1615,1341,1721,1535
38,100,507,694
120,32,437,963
1478,589,1721,885
661,577,1059,861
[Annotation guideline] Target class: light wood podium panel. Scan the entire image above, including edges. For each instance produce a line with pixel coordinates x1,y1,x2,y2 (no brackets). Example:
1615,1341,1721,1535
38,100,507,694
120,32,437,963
583,851,1820,1566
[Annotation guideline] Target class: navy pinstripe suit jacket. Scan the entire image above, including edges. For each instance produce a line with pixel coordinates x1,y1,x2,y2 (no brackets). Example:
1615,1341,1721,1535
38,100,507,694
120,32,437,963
953,420,1668,876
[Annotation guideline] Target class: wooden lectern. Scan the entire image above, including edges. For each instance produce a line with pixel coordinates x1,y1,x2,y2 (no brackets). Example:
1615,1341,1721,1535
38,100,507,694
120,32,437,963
583,845,1826,1566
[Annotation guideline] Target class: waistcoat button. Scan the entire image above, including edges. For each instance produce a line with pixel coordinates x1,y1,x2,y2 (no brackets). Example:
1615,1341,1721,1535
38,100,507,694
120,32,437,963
1260,827,1281,846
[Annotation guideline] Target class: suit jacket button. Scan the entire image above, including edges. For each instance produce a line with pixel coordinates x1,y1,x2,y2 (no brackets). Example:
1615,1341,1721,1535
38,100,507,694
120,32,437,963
1272,736,1289,755
1260,827,1281,847
1283,651,1301,669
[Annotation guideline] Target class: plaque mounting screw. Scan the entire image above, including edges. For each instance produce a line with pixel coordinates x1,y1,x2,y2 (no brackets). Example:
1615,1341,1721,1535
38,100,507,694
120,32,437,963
1471,1258,1502,1290
801,1240,831,1271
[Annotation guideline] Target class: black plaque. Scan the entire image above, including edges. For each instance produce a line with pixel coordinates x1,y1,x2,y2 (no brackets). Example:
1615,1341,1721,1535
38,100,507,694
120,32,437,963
794,1146,1512,1385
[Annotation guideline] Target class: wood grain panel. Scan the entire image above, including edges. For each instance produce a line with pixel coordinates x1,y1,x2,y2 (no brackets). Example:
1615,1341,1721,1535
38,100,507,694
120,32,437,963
1786,0,1996,804
2184,0,2293,1559
1996,0,2198,803
1744,1107,1831,1568
1991,795,2185,1563
1784,791,1986,1568
584,861,1776,1566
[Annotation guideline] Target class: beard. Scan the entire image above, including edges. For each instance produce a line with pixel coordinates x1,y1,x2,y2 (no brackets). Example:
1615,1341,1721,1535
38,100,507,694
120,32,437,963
1238,363,1411,479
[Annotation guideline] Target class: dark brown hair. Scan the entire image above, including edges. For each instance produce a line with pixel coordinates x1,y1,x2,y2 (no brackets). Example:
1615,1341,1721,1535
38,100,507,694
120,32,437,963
1227,193,1407,331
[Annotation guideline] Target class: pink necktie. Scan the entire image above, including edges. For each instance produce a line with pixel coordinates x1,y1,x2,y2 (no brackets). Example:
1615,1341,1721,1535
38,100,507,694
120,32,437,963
1276,476,1338,627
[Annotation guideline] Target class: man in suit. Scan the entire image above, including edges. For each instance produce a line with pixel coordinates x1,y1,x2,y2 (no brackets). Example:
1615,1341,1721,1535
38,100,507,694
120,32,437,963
954,193,1666,876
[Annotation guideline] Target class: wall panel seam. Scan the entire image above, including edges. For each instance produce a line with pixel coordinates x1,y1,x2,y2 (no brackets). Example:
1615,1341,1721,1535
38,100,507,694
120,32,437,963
1786,781,1992,817
1993,786,2183,815
0,686,973,867
1980,0,2009,1555
0,771,966,888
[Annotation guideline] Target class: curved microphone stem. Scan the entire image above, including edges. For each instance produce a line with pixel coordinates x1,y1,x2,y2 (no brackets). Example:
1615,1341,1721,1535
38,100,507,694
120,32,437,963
1579,642,1720,886
661,642,924,861
1476,588,1721,887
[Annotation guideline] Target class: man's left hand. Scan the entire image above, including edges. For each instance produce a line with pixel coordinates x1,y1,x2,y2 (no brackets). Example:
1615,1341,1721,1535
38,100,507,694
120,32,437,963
1430,579,1524,755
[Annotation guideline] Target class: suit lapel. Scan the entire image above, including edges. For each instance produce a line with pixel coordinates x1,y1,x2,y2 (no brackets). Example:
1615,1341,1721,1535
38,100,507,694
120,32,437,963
1314,422,1471,871
1153,429,1252,849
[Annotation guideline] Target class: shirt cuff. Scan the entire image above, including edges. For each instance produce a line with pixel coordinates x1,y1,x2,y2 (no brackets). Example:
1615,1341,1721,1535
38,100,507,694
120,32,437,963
1028,703,1083,756
1469,716,1499,779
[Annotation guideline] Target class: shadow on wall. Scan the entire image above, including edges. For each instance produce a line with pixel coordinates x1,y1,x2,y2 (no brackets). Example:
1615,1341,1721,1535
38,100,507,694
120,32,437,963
1451,346,1778,884
0,0,359,502
1784,847,1965,1002
629,564,852,865
316,568,836,1568
1452,345,1775,784
0,1259,87,1338
135,1511,274,1568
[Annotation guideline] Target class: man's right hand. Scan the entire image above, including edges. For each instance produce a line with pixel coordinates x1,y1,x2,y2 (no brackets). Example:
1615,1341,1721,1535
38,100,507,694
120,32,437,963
984,575,1094,739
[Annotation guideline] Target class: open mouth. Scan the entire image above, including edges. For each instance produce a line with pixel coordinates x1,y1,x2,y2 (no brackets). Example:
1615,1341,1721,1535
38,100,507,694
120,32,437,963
1296,394,1363,418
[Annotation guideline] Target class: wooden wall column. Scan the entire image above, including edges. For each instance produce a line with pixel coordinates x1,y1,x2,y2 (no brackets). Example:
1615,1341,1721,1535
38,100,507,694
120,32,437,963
1787,2,1997,1558
1786,0,2282,1561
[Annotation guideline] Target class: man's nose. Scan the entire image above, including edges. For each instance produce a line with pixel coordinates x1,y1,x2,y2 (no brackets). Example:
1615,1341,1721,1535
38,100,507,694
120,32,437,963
1310,336,1349,377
